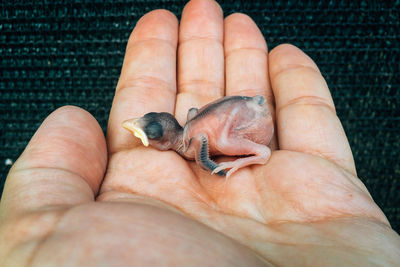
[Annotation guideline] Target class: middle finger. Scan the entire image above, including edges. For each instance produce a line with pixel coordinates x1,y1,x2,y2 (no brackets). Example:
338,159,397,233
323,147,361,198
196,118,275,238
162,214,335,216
175,0,224,125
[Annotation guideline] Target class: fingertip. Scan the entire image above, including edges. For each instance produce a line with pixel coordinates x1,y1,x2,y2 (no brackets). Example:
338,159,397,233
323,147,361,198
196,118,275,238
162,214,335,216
224,13,256,27
180,0,223,42
224,13,267,52
269,43,303,58
184,0,223,17
45,105,102,129
225,12,250,21
140,9,178,23
128,9,178,47
269,43,320,78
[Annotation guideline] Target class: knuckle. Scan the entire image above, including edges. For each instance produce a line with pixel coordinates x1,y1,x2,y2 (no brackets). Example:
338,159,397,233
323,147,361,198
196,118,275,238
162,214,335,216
278,95,336,115
117,75,175,96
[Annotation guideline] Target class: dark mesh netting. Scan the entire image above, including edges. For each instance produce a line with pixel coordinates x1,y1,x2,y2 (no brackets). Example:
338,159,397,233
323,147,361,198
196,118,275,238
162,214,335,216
1,1,399,232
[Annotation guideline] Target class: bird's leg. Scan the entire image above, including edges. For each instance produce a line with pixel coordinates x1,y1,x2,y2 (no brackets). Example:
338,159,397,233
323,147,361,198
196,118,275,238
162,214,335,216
185,133,226,176
212,138,271,178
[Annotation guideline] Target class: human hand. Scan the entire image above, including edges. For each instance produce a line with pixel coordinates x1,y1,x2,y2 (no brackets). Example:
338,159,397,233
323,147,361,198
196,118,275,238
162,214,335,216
1,0,399,265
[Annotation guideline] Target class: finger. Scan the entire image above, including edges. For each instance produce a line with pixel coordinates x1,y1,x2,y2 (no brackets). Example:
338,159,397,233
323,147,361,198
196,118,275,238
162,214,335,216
0,106,107,218
224,13,270,99
108,10,178,153
269,44,356,174
224,13,278,149
175,0,224,125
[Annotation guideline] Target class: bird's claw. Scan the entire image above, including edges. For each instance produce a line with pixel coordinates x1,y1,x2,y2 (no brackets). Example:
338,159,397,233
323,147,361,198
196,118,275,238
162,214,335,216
211,162,239,178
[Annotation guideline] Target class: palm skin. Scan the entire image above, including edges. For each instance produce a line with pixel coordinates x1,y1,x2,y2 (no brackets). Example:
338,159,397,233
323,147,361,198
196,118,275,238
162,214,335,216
1,0,399,266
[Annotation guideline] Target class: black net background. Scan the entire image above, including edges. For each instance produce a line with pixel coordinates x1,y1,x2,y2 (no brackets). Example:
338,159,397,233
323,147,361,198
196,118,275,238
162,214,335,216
1,1,399,232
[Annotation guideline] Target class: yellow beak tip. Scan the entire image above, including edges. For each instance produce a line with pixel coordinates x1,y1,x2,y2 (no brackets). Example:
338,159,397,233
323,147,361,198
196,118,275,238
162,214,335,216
122,119,149,147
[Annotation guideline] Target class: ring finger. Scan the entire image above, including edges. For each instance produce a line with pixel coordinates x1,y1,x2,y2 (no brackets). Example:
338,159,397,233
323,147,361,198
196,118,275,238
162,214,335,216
224,13,277,149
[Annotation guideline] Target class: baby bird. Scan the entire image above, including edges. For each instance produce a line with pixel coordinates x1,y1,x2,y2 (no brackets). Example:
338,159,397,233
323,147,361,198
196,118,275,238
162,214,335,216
122,95,274,178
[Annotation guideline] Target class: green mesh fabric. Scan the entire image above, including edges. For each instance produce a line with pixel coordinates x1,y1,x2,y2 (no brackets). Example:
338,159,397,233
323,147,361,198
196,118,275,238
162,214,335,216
1,1,399,232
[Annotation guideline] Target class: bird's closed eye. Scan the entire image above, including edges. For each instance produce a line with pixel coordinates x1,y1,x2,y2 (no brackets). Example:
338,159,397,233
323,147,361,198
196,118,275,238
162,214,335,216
145,121,163,140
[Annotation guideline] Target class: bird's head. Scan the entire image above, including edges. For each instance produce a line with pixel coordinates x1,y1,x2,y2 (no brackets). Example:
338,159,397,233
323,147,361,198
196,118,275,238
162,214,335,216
122,112,183,151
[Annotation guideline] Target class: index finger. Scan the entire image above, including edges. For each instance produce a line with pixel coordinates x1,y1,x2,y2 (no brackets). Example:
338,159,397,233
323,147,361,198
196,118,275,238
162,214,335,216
107,10,179,154
269,44,356,175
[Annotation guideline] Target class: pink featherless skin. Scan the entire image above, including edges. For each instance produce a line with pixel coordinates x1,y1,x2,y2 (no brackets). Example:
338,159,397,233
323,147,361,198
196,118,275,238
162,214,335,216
123,95,274,178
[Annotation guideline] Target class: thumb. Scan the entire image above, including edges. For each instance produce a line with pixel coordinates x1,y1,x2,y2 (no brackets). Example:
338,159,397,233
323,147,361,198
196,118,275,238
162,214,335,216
0,106,107,219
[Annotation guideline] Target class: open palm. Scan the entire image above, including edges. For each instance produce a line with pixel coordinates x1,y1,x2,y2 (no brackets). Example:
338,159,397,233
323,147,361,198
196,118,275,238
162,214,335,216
1,0,399,266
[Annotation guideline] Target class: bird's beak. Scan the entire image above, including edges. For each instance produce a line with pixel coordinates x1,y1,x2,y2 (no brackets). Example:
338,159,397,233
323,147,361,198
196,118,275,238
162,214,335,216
122,118,149,147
